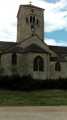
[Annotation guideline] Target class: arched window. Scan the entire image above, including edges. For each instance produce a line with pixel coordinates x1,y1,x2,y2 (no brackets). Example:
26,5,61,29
31,25,34,30
33,56,44,71
30,16,32,22
55,62,61,71
11,53,17,65
33,16,35,23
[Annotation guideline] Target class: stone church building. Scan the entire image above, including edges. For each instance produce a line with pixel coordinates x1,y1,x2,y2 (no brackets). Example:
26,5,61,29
0,3,67,79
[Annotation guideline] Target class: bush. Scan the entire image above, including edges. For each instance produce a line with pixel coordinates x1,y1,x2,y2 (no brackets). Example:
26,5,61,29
0,75,67,90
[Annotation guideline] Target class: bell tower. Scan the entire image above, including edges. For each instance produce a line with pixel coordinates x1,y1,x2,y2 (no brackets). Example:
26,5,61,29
17,3,44,43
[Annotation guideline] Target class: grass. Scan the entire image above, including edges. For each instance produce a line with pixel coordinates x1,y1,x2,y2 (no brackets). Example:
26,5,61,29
0,89,67,106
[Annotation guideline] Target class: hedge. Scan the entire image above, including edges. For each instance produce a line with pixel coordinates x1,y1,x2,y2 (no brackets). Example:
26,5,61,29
0,75,67,90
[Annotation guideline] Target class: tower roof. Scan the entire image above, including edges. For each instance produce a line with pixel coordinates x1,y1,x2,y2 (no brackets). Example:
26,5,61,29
17,4,44,17
20,4,44,10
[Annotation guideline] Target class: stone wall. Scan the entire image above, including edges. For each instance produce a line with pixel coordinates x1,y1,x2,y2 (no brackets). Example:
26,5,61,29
50,61,67,79
1,52,67,80
17,5,44,43
27,52,49,80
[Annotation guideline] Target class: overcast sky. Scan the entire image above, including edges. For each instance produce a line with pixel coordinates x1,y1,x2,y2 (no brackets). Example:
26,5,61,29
0,0,67,46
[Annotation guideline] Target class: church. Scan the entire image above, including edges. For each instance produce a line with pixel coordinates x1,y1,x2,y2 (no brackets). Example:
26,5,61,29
0,3,67,79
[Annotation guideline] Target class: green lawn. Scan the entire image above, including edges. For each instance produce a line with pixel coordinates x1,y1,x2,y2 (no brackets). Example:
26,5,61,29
0,89,67,106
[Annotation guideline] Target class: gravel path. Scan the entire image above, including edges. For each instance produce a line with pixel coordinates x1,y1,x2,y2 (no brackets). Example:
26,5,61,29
0,106,67,120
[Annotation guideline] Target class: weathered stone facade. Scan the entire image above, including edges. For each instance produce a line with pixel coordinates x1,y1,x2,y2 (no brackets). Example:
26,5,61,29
0,4,67,80
17,5,44,43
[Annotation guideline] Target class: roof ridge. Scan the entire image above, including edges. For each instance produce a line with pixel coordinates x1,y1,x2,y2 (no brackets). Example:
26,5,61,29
20,4,44,10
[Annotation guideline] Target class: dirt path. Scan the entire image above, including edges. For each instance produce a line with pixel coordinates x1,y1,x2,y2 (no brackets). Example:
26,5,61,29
0,106,67,120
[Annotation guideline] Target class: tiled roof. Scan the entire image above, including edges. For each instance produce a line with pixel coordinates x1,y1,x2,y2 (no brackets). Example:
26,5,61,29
23,43,49,53
0,41,24,54
5,46,23,53
0,41,17,51
0,41,49,54
49,45,67,54
50,56,67,62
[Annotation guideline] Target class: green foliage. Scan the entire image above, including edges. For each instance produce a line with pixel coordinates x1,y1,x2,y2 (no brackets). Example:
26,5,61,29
0,75,67,90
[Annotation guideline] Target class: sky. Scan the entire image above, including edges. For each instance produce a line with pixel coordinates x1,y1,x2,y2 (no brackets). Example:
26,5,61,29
0,0,67,46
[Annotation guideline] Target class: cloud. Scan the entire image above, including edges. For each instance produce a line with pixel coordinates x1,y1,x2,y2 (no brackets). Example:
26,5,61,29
44,0,67,32
0,0,67,42
45,38,67,46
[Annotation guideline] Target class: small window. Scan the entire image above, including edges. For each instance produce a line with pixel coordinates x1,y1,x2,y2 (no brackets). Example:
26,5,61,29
37,19,38,25
31,9,33,12
33,56,44,71
31,25,34,30
55,62,61,71
11,53,17,65
26,17,28,23
33,16,35,23
30,16,32,22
